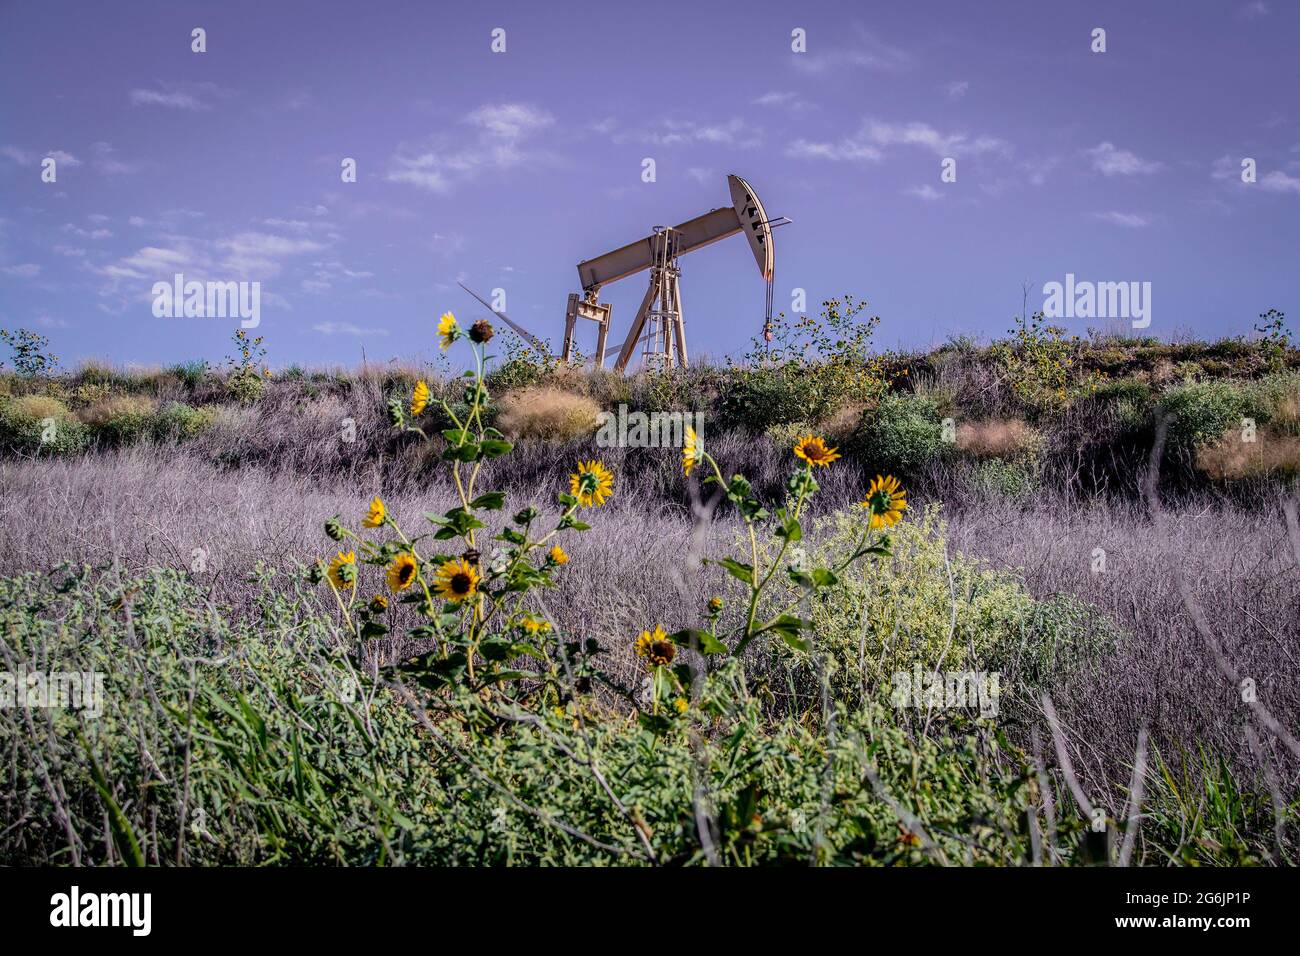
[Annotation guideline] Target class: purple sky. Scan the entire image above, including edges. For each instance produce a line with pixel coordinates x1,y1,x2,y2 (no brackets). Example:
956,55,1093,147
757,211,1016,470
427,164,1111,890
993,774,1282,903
1,0,1297,369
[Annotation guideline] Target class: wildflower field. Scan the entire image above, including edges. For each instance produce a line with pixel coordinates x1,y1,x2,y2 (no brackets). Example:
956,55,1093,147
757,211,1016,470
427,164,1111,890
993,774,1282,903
1,307,1298,866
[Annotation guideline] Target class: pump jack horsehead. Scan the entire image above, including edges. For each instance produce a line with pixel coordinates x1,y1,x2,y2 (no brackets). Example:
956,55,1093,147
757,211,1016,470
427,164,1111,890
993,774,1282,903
460,174,789,373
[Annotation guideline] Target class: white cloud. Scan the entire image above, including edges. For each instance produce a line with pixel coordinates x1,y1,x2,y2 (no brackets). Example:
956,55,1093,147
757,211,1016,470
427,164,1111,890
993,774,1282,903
686,167,713,184
1,145,34,166
388,102,556,193
129,82,230,111
313,321,388,336
1261,170,1300,195
1239,2,1269,20
1087,142,1161,176
45,150,82,167
945,80,970,99
92,141,142,175
2,263,41,278
787,118,1005,164
1094,211,1151,228
791,29,911,74
867,120,1006,157
753,91,813,111
787,137,882,162
905,184,944,201
62,223,112,239
217,232,325,277
465,103,554,138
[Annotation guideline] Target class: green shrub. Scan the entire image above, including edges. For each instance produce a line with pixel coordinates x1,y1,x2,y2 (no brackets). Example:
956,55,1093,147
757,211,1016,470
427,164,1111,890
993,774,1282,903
168,360,208,389
848,392,945,476
154,401,217,439
1014,594,1121,688
1159,379,1248,453
793,507,1035,696
1094,375,1152,405
718,366,820,432
1245,371,1300,437
0,566,1065,866
80,395,159,446
226,368,266,405
0,395,88,454
971,457,1040,500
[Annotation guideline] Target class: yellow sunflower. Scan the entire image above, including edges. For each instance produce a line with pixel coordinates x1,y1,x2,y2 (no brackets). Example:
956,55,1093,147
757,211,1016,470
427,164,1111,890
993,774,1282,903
519,614,551,635
633,624,675,667
362,496,386,528
326,550,356,590
861,474,908,529
793,435,841,468
433,556,480,603
411,380,430,416
569,459,614,507
682,424,703,477
549,544,569,565
386,551,419,592
437,312,458,350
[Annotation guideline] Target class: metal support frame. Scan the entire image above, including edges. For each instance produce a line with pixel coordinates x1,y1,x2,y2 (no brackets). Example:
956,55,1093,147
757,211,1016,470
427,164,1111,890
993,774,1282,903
561,292,612,366
614,227,688,373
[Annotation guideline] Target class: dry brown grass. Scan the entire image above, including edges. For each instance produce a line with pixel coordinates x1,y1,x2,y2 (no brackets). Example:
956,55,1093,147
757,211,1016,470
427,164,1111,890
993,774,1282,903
496,386,600,442
956,417,1041,459
818,400,868,444
1197,425,1300,480
77,394,158,428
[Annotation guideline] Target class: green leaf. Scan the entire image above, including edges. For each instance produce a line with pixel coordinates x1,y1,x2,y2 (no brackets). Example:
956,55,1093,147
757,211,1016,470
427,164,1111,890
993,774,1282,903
469,491,506,511
811,567,839,587
776,515,802,542
717,557,754,583
441,440,480,462
768,614,810,653
79,733,145,867
479,439,513,459
669,628,727,655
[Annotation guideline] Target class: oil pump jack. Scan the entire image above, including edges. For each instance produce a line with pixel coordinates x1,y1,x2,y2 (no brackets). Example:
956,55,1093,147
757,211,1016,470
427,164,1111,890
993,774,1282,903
460,173,788,373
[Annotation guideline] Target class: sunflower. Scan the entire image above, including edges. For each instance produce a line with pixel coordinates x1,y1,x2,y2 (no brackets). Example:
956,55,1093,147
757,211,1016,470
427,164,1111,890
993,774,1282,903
433,556,480,603
673,697,689,715
326,550,356,590
410,380,430,416
861,474,908,529
633,625,675,667
549,544,569,565
569,459,614,507
437,312,458,350
368,594,389,614
362,496,386,528
793,435,841,468
386,552,419,592
682,425,703,477
519,614,551,635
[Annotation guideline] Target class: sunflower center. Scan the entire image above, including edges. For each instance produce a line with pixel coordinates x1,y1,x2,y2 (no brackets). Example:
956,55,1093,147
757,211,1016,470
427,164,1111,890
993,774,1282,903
398,564,416,584
450,573,472,595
